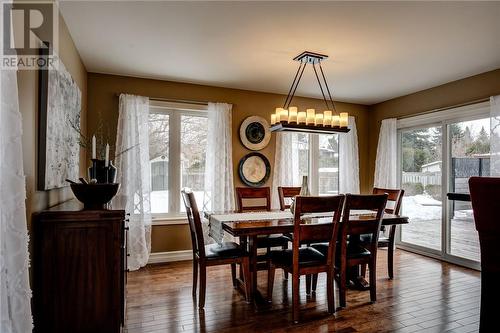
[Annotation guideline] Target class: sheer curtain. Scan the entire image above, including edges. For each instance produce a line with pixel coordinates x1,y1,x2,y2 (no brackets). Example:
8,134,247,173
0,55,33,331
115,94,152,271
271,132,301,209
339,116,360,194
374,118,398,188
203,103,235,212
491,96,500,176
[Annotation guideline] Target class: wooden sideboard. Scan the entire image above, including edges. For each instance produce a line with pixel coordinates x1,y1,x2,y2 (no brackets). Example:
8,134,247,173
33,200,127,333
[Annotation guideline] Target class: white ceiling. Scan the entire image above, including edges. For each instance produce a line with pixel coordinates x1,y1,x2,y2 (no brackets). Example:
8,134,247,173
60,1,500,105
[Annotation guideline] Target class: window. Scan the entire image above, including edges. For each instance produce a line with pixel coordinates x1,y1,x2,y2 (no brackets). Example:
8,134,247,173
291,133,339,195
148,101,208,217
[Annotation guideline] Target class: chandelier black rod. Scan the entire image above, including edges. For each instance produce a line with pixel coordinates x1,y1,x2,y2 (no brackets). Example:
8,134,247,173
312,63,331,111
319,62,337,113
285,61,307,109
283,61,305,109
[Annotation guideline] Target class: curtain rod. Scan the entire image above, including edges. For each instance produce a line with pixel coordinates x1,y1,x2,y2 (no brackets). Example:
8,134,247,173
397,97,490,120
115,93,209,106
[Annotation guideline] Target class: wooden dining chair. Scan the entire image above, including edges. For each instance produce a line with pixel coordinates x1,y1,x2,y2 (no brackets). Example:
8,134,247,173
469,177,500,331
278,186,302,211
235,187,290,249
181,188,251,309
266,195,345,323
360,187,404,279
235,186,291,278
311,194,388,308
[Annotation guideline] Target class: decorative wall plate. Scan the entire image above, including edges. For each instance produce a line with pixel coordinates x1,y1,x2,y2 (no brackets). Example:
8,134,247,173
239,116,271,151
238,152,271,187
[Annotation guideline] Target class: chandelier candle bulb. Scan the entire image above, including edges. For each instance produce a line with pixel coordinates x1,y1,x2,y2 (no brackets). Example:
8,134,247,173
288,106,298,123
306,109,315,125
315,113,324,126
332,115,340,127
280,109,289,122
340,112,349,128
324,110,332,127
271,114,277,125
297,111,307,124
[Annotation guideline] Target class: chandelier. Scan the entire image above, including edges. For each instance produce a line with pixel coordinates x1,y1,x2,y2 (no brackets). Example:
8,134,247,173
270,51,350,134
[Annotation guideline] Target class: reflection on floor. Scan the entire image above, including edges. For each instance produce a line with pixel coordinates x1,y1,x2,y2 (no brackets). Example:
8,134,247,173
125,250,480,333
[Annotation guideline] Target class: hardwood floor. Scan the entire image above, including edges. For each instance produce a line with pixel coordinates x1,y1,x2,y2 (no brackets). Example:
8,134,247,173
125,249,480,333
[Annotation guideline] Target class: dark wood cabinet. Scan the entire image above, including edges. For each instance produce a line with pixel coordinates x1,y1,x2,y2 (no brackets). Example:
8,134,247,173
33,200,127,333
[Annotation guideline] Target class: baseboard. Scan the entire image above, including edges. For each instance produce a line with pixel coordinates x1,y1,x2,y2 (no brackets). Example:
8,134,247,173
148,250,192,264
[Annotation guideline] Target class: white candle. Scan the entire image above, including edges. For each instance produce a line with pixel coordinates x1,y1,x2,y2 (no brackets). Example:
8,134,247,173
297,111,306,124
332,115,340,127
92,135,96,159
306,109,315,125
288,106,298,123
315,113,324,126
324,110,332,127
105,143,110,167
280,109,289,122
340,112,349,128
275,107,283,120
271,114,277,125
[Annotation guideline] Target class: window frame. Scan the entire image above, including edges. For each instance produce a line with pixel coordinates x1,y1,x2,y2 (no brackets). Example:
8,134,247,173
308,133,340,196
149,100,208,221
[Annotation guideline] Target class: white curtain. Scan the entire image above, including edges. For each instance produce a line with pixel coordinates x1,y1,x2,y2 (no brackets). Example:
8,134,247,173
271,132,302,209
203,103,235,212
115,94,152,271
491,96,500,176
374,118,398,188
0,53,33,332
339,116,360,194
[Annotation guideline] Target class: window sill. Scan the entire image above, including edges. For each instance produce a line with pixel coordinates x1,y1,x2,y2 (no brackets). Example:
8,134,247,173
152,216,188,226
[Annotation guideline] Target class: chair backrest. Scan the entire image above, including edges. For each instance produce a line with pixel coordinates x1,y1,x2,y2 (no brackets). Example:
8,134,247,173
278,186,302,211
469,177,500,234
341,194,388,252
373,187,404,215
236,187,271,212
181,188,206,258
292,195,345,267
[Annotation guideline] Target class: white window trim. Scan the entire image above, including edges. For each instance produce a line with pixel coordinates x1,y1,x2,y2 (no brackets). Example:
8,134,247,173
149,100,208,219
308,133,339,195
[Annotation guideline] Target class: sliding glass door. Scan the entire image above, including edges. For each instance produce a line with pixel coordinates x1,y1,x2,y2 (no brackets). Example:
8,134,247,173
400,126,443,252
396,102,490,269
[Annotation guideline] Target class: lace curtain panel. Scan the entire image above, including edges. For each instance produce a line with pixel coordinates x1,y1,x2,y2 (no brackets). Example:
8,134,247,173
374,118,398,188
115,94,152,271
491,96,500,176
339,116,360,194
271,132,302,209
203,102,235,213
0,57,33,331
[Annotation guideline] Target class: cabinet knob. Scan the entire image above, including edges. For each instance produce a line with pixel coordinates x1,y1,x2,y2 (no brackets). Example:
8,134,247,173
124,226,130,231
127,253,130,257
126,213,131,216
125,219,130,222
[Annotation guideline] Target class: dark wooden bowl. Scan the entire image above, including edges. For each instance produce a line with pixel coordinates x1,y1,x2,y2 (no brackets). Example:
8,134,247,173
70,183,120,210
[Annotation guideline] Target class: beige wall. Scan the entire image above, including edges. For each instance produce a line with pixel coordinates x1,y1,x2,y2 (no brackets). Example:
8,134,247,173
18,13,87,230
86,73,370,252
367,69,500,189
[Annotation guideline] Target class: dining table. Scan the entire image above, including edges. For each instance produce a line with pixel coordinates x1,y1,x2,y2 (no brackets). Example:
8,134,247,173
204,209,409,306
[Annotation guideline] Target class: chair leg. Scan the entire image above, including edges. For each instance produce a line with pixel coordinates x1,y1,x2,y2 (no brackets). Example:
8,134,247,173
283,243,288,280
327,270,335,314
292,273,300,323
360,264,367,278
369,258,377,303
306,275,311,295
388,225,396,279
231,263,237,288
241,257,252,302
267,262,276,302
312,274,318,292
339,264,347,308
199,264,207,309
192,258,198,298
